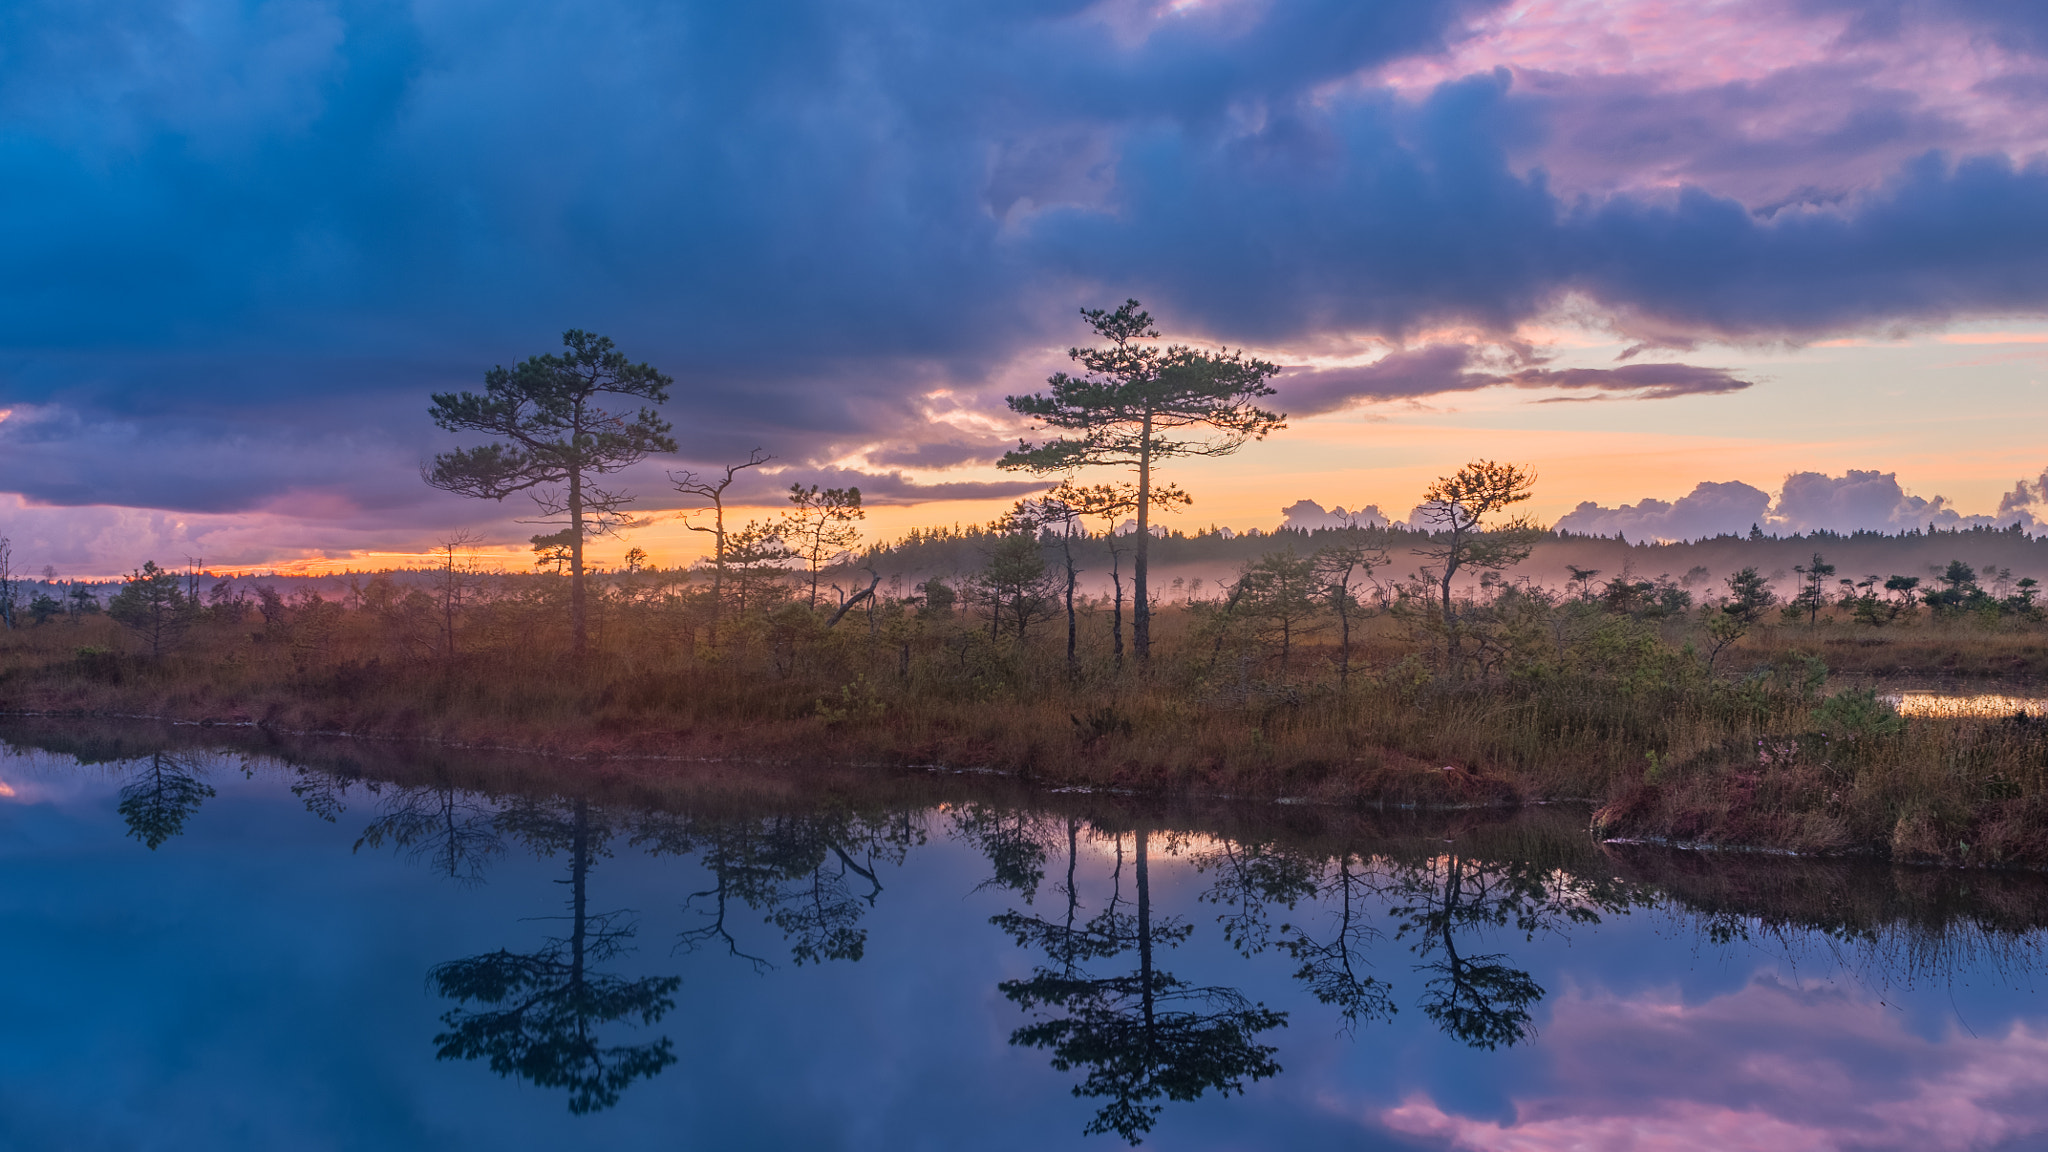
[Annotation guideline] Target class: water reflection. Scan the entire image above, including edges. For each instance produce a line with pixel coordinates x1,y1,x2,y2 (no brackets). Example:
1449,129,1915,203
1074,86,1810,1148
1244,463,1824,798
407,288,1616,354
994,824,1287,1143
638,806,920,968
355,784,503,884
1389,851,1640,1051
1273,854,1396,1036
118,751,215,849
428,798,680,1114
1888,690,2048,718
5,719,2048,1148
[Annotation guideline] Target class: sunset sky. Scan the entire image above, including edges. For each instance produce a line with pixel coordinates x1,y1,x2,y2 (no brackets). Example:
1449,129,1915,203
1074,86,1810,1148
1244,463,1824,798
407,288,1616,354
5,0,2048,574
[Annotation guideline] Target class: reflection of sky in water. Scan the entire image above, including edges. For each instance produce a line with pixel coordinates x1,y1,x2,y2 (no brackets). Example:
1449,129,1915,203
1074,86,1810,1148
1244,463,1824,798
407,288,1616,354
0,743,2043,1150
1889,692,2048,719
1383,980,2048,1150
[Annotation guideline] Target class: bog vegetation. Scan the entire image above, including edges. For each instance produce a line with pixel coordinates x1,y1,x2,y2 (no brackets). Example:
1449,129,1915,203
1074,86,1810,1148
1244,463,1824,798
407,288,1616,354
3,314,2048,868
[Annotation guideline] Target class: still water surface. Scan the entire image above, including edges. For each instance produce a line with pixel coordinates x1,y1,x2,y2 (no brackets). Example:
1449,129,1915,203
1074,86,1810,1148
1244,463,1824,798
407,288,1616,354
2,722,2045,1150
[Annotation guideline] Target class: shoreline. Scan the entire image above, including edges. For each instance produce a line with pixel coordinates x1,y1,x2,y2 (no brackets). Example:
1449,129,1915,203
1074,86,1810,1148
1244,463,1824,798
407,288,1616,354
9,697,2048,874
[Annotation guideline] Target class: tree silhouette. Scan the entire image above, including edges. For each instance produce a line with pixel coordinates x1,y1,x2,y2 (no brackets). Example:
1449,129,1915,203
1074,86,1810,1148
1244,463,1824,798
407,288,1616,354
1046,480,1187,668
973,532,1059,642
996,825,1287,1144
670,448,773,643
427,330,676,655
1413,461,1537,675
1232,551,1325,675
782,484,864,609
1315,543,1385,693
117,752,215,849
1002,301,1283,663
428,798,678,1113
107,561,194,659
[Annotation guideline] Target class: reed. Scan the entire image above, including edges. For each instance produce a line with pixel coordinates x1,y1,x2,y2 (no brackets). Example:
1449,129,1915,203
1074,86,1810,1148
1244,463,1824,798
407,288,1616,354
4,567,2047,866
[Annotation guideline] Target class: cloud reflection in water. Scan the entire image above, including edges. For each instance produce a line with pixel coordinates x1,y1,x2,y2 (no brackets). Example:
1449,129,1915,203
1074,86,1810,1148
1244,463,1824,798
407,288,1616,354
1380,974,2048,1151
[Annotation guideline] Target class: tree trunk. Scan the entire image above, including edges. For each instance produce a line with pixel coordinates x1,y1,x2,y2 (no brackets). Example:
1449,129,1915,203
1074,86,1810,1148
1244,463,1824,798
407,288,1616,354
569,469,588,657
1136,825,1155,1035
709,505,725,647
1133,415,1154,663
1440,526,1462,675
443,550,459,660
1064,537,1078,673
1110,550,1125,670
825,570,880,628
1337,599,1351,692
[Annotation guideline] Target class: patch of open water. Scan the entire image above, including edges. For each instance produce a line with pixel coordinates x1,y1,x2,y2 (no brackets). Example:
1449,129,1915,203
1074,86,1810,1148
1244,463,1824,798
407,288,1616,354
1887,690,2048,718
1,721,2045,1150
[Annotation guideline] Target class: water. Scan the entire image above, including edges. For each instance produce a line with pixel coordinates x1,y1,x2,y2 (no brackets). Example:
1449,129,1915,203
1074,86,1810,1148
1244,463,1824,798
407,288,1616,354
1888,690,2048,718
3,721,2047,1151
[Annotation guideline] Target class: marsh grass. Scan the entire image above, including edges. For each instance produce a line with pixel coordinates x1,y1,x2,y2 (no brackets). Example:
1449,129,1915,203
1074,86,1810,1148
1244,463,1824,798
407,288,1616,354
5,571,2048,865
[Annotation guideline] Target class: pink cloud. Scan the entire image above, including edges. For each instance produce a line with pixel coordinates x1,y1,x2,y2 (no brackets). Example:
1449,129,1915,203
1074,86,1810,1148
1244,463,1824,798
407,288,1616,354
1377,0,2048,208
1386,1097,1836,1152
1376,975,2048,1151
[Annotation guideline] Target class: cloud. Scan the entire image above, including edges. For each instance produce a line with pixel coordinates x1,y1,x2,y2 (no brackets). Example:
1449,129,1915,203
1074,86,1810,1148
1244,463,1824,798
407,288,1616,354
1773,469,1938,533
1554,480,1773,541
4,0,2048,563
0,492,503,577
1376,974,2048,1152
1280,345,1753,414
1555,467,2046,540
0,399,437,516
1278,500,1391,530
1509,362,1755,400
746,468,1049,508
1995,468,2048,516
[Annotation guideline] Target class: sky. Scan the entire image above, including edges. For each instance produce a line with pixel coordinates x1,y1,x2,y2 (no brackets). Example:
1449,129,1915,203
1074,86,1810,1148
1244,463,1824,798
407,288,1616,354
5,0,2048,575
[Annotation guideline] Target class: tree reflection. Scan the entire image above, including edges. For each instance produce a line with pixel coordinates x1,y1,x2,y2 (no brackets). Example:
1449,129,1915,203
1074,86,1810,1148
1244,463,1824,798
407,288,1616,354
1275,854,1396,1036
1195,837,1319,957
641,807,921,969
355,784,504,884
995,824,1287,1144
954,803,1049,900
1387,847,1636,1050
429,797,679,1113
118,752,215,849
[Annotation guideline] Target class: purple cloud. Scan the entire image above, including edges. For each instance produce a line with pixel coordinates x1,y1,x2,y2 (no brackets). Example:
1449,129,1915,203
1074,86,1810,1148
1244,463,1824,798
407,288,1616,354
1280,345,1753,414
0,0,2046,553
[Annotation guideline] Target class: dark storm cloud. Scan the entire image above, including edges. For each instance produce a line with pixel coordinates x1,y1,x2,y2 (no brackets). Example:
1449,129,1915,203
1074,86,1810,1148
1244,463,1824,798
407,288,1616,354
0,0,2044,521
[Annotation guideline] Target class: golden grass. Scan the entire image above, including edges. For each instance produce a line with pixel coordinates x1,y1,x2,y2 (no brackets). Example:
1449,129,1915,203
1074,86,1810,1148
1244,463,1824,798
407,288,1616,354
6,588,2048,866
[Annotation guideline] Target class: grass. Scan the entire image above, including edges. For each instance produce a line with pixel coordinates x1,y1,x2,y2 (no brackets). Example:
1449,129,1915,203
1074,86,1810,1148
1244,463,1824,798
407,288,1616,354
6,578,2048,867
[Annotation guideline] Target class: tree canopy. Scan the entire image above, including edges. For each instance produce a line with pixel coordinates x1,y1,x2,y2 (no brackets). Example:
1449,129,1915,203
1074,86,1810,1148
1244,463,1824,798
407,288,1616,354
427,330,675,654
1001,301,1283,662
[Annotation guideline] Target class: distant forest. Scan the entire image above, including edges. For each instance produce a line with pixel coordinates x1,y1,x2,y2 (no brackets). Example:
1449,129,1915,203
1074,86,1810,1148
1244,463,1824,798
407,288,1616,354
17,519,2044,611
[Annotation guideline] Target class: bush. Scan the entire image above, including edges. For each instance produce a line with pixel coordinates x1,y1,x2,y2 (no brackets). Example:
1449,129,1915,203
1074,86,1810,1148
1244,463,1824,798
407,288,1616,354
1811,688,1906,742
